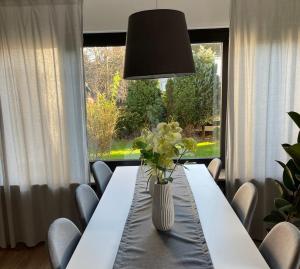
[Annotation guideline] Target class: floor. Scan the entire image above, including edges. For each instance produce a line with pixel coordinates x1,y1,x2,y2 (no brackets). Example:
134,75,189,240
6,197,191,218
0,243,51,269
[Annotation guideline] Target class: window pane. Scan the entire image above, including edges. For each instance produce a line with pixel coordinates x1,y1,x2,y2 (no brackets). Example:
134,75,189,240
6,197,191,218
83,43,222,160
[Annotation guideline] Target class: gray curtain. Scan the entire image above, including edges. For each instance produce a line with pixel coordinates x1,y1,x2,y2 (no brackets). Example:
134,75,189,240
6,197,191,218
226,0,300,240
0,0,88,247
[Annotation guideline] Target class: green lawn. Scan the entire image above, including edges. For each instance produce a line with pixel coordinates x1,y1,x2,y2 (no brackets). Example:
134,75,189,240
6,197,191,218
89,139,220,160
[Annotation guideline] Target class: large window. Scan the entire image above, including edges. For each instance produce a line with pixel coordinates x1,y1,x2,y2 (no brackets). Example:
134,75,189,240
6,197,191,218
83,29,228,165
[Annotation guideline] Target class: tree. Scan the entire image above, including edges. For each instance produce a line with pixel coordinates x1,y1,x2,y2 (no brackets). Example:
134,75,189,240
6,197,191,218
83,47,128,103
165,79,175,119
165,45,221,138
117,80,166,138
86,73,120,158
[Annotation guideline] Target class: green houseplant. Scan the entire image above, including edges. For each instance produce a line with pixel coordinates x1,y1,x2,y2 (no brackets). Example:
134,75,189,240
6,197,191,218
264,112,300,228
133,121,197,231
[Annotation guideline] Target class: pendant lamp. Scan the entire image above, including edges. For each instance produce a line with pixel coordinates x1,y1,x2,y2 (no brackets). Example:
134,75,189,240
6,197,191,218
123,9,195,80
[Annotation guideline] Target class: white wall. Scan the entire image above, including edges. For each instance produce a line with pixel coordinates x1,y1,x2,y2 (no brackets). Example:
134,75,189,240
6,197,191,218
83,0,230,33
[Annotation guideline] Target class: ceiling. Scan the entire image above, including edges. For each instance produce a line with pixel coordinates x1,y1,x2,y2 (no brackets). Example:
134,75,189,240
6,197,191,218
83,0,230,33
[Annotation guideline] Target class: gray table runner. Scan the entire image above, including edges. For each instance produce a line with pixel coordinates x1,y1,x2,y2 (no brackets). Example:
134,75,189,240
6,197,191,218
113,166,214,269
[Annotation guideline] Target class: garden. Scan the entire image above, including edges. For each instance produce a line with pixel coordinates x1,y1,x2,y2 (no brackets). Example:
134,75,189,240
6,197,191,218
83,44,222,160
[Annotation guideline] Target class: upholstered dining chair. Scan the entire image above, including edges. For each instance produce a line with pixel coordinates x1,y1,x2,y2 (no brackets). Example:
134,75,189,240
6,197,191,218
207,158,222,181
259,222,300,269
91,160,113,197
76,184,99,228
231,182,258,231
48,218,81,269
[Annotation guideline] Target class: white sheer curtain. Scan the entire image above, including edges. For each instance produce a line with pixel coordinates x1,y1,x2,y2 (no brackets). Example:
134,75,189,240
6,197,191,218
227,0,300,240
0,0,88,247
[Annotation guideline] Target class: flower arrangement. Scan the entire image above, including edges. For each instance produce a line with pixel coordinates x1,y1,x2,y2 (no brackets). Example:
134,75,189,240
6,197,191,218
133,121,197,185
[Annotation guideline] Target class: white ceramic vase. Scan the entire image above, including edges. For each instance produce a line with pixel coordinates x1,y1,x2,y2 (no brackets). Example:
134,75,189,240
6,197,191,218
152,182,174,231
148,176,156,196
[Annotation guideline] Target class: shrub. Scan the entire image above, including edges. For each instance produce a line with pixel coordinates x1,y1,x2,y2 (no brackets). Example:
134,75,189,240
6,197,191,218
117,110,142,138
117,80,166,138
86,73,120,157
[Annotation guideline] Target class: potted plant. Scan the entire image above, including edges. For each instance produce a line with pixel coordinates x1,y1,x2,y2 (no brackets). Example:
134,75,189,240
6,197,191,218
264,112,300,228
133,121,197,231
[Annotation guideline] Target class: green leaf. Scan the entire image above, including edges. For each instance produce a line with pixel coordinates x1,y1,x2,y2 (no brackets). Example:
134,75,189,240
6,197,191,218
279,204,294,213
276,159,300,185
276,160,286,169
156,165,167,172
282,143,291,148
274,179,288,194
141,149,154,159
283,144,300,169
283,166,296,191
274,180,291,201
174,147,180,156
264,210,286,223
286,159,300,186
274,198,291,209
152,152,160,163
288,111,300,129
133,140,147,149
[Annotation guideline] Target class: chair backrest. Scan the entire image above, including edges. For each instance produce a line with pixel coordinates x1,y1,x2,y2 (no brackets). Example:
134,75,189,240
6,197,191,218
231,182,258,231
48,218,81,269
91,161,112,196
208,158,222,181
259,222,300,269
75,184,99,227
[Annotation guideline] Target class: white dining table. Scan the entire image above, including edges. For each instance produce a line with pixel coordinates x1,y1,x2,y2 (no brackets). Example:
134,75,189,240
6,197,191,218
67,164,270,269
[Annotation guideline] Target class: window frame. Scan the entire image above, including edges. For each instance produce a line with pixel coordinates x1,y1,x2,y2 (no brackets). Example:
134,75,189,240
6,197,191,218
83,28,229,171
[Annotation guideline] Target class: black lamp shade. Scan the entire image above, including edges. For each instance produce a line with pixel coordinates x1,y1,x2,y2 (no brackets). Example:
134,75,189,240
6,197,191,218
123,9,195,80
